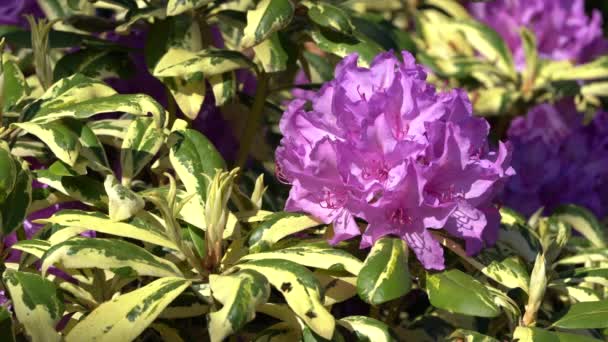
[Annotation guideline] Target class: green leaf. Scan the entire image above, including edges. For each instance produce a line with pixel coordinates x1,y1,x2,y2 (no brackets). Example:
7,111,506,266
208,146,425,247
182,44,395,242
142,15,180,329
482,256,530,292
3,270,64,342
0,306,15,342
65,277,190,342
449,20,515,77
153,48,253,78
2,57,29,111
303,1,354,34
449,329,498,342
513,327,602,342
248,212,322,252
1,159,32,235
14,121,81,167
209,270,271,342
237,259,335,339
553,205,606,248
241,243,362,275
253,33,288,73
0,144,17,203
39,210,178,249
168,128,225,228
242,0,295,48
41,237,183,278
166,0,212,16
120,117,164,184
426,269,501,318
357,237,410,305
551,299,608,329
338,316,393,342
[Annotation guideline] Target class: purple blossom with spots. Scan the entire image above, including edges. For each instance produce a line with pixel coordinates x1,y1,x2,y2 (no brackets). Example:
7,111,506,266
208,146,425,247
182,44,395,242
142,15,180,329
502,101,608,217
276,51,514,270
0,0,43,26
468,0,608,70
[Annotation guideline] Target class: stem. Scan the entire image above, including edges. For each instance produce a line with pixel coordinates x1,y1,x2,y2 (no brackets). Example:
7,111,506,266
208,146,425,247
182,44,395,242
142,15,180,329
234,72,268,170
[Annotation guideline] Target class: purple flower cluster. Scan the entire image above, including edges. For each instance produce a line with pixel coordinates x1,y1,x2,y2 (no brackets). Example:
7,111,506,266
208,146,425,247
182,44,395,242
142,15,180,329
0,0,42,26
468,0,608,69
502,102,608,217
276,52,514,269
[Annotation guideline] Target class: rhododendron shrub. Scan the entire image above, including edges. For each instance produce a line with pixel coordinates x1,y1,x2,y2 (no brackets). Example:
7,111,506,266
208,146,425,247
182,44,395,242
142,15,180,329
0,0,607,341
277,52,514,269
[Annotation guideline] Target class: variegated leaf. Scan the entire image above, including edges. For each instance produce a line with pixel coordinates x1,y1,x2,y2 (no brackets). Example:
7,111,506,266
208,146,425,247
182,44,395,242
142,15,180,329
53,48,135,81
154,49,253,78
166,0,212,16
88,119,132,141
315,271,357,306
41,237,183,278
104,175,145,220
30,93,167,129
11,239,51,259
248,212,322,252
22,74,116,121
553,205,606,248
303,1,354,33
241,243,362,275
14,121,81,166
3,270,64,342
310,30,383,67
39,210,178,249
236,259,335,339
482,256,530,293
209,72,236,106
120,116,164,184
165,74,206,120
35,170,107,208
209,270,270,342
252,33,288,73
242,0,294,48
62,118,111,173
338,316,393,342
449,20,515,77
65,277,190,341
357,237,410,305
168,128,225,228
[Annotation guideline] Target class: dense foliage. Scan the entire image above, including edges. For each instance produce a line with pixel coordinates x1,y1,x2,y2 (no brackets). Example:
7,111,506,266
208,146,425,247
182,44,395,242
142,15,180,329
0,0,607,341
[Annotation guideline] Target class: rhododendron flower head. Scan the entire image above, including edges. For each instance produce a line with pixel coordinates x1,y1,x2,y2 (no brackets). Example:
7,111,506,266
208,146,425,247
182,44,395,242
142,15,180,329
276,51,514,270
502,102,608,217
468,0,608,69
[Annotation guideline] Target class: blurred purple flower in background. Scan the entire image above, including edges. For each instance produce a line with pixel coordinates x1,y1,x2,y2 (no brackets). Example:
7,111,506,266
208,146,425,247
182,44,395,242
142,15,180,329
468,0,608,70
0,0,42,26
276,51,514,269
502,101,608,217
